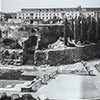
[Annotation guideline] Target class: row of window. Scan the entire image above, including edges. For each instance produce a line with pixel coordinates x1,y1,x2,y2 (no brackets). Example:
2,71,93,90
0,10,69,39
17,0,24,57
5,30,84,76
22,9,63,12
18,13,94,17
87,13,94,15
18,16,60,19
19,13,60,16
18,13,94,19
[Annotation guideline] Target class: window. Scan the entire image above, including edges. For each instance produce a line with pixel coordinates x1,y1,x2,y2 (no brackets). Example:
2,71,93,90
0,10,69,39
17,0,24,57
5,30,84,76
43,17,44,19
46,9,48,13
35,17,37,19
39,9,41,13
54,9,56,12
61,9,63,11
46,17,48,19
30,13,34,16
26,17,29,19
61,13,65,16
57,14,59,17
19,17,21,19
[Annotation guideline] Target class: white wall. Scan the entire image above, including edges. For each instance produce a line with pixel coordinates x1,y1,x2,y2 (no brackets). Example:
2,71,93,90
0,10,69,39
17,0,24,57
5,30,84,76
17,8,97,20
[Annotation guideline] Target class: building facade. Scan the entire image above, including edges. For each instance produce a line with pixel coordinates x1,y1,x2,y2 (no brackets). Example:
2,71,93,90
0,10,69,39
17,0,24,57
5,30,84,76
17,8,100,21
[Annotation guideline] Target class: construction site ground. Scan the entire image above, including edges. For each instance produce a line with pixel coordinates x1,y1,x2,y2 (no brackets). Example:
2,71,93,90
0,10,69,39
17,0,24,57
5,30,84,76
0,59,100,99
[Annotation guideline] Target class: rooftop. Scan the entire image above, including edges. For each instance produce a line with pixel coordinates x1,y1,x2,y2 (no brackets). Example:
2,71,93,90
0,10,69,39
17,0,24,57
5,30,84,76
21,7,100,12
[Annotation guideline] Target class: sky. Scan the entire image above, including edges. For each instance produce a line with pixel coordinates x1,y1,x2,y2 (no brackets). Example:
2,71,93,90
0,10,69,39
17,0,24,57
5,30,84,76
0,0,1,11
1,0,100,12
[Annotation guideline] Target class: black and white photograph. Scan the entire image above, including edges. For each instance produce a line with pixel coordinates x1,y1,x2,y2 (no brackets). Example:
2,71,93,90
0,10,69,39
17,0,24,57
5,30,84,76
0,0,100,99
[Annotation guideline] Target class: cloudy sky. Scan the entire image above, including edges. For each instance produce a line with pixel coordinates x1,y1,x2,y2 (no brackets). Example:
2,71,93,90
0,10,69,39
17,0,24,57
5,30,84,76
1,0,100,12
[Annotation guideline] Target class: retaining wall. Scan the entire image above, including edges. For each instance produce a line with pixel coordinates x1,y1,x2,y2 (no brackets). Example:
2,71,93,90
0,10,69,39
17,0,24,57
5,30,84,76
34,42,100,66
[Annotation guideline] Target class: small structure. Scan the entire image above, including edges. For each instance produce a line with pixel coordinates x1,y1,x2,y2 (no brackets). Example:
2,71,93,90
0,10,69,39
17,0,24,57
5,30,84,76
1,49,23,66
21,87,33,92
21,68,58,92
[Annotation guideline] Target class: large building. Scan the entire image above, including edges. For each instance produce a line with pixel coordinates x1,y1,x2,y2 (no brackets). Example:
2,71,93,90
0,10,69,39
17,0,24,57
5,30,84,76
17,7,100,21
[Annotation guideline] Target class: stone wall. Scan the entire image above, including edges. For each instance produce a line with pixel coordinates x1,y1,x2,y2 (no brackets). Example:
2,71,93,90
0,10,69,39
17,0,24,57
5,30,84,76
34,42,100,66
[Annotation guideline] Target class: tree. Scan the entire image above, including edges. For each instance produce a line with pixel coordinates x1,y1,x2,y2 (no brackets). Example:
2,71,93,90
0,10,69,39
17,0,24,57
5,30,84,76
80,17,88,43
77,16,82,42
64,17,68,45
0,29,2,38
70,17,74,39
87,17,96,43
87,15,92,42
74,16,79,43
95,19,99,42
91,17,96,42
97,18,100,40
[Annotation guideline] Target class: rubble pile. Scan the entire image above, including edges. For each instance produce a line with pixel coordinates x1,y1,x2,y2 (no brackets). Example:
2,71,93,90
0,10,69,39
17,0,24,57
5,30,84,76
48,38,66,50
0,20,32,66
0,49,23,66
